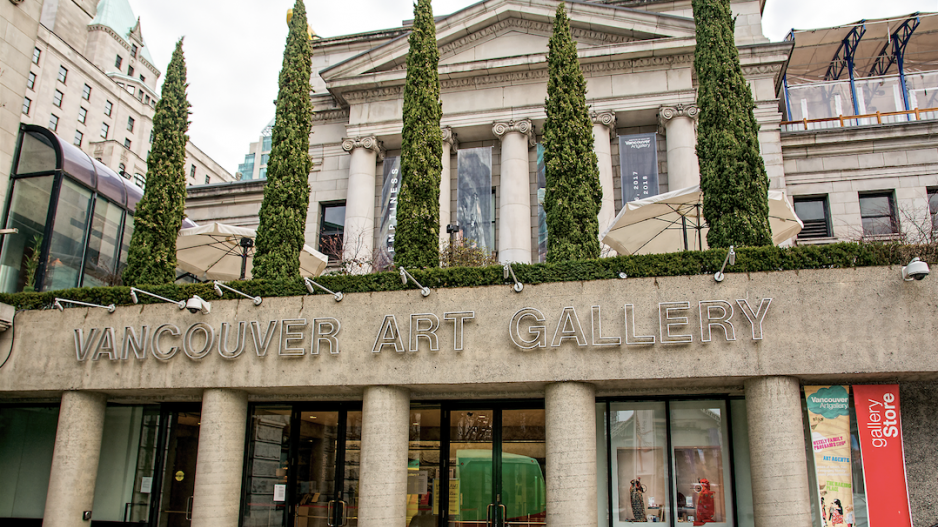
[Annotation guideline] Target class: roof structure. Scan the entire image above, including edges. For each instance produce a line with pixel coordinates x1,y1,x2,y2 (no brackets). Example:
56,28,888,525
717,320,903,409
89,0,156,65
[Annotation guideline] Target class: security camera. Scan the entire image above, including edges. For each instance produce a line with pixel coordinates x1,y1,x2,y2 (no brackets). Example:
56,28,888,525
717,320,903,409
902,257,930,281
186,295,212,315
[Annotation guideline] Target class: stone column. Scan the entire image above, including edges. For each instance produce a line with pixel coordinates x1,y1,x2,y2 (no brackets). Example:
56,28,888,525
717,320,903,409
43,391,107,527
191,389,248,527
342,136,384,271
440,127,458,248
659,104,700,190
745,376,812,527
358,386,410,527
545,382,597,527
493,119,535,264
592,111,617,253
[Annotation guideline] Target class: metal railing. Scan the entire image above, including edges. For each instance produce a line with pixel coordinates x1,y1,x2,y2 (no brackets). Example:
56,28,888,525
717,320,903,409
781,106,938,131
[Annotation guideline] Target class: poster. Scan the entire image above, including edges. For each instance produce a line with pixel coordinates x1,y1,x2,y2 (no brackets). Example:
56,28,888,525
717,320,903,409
805,385,855,527
853,385,912,527
456,147,494,252
377,156,401,266
619,133,659,204
536,144,547,262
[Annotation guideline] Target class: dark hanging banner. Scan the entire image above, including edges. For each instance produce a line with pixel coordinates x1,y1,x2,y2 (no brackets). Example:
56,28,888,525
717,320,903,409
536,144,547,262
456,147,494,252
378,156,401,263
619,133,659,204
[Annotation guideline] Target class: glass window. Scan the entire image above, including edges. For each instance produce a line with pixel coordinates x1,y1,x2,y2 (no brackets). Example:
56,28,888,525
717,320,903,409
115,55,122,68
48,114,58,132
0,406,60,518
100,122,109,139
0,176,54,292
258,167,267,180
27,71,36,90
82,197,124,287
140,74,146,83
127,116,135,132
670,401,734,526
929,189,938,232
407,406,441,527
319,202,346,262
131,44,137,58
53,89,63,107
241,406,291,527
22,97,30,115
261,154,270,166
124,138,131,149
133,174,145,189
150,131,154,143
104,100,113,116
238,154,256,180
119,214,134,268
190,164,196,178
794,196,831,238
16,131,56,174
57,65,67,83
32,47,41,64
78,106,87,124
82,84,91,101
128,65,134,76
859,192,898,236
74,130,83,147
204,175,210,185
118,162,125,175
262,135,272,152
42,178,93,291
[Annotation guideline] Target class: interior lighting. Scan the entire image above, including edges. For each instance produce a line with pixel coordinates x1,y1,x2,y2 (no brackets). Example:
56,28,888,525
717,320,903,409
714,246,736,283
130,287,185,309
213,281,262,306
54,298,116,313
304,277,343,302
400,267,430,297
503,263,523,293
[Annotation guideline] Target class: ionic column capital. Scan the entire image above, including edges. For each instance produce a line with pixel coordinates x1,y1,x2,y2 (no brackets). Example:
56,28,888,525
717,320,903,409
590,111,617,136
441,126,459,151
492,119,536,148
342,136,386,161
658,104,699,134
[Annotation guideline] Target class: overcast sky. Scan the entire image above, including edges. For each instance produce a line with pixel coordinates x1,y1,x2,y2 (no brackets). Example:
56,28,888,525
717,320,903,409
126,0,938,176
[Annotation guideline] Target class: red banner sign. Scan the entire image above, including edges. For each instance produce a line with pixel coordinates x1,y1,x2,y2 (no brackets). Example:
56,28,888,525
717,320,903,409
853,385,913,527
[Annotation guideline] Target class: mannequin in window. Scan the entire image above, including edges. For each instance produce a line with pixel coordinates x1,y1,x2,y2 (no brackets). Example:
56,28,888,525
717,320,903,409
693,478,715,525
630,478,646,522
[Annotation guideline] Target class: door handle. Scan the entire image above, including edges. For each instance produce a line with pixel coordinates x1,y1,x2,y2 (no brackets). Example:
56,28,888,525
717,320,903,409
498,503,507,526
327,500,336,527
487,503,495,526
338,500,349,527
185,496,193,520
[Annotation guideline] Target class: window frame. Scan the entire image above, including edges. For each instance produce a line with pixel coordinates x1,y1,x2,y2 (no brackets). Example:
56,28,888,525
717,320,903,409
127,116,135,132
48,114,59,132
318,201,347,263
78,107,87,124
124,138,132,149
127,65,134,77
32,47,41,64
52,89,63,108
27,71,36,90
104,100,113,116
115,55,122,69
82,84,92,101
130,44,138,58
100,122,109,139
22,97,31,115
57,65,67,84
928,188,938,233
793,195,832,239
858,191,899,238
73,130,83,147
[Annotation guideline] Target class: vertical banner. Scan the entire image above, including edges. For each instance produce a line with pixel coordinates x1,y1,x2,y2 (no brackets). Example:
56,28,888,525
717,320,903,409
619,133,659,204
536,144,547,262
456,147,494,252
804,386,854,527
853,385,913,527
377,156,401,266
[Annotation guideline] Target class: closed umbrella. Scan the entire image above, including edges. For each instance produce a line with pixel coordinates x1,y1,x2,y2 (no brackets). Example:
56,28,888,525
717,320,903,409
176,222,328,280
600,185,803,255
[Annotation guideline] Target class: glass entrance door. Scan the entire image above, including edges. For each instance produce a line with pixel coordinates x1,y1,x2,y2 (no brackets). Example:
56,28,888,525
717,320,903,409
152,410,201,527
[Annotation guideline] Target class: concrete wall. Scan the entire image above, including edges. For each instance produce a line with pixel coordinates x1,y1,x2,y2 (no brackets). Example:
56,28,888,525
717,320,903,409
899,381,938,527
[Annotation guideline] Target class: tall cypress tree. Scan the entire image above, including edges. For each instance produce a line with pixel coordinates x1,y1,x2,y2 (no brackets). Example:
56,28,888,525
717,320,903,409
543,3,602,263
395,0,443,269
694,0,771,248
122,39,190,286
252,0,314,280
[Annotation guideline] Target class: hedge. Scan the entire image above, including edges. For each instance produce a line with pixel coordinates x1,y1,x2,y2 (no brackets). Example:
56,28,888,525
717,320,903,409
2,242,932,311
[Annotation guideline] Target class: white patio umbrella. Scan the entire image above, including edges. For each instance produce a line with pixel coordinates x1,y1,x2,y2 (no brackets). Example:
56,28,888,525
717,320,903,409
600,185,803,255
176,222,328,281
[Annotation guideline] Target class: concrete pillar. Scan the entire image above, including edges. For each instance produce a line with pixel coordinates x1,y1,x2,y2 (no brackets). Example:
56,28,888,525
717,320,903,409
43,391,107,527
440,127,458,248
191,389,248,527
493,119,535,263
745,376,812,527
591,111,617,254
659,104,700,190
342,136,384,272
545,382,597,527
358,386,411,527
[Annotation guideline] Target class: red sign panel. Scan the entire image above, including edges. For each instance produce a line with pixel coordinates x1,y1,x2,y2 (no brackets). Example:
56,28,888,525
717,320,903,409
853,384,913,527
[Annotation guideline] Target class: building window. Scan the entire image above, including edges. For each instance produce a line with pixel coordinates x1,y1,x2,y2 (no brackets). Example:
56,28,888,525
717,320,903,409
53,90,63,107
134,173,145,188
22,97,30,115
859,192,898,236
124,138,132,149
100,122,109,139
204,175,210,185
118,162,126,176
104,100,113,116
262,135,272,152
57,65,67,83
190,165,196,179
258,167,267,179
131,44,138,58
82,84,91,100
260,153,270,166
74,130,83,147
144,95,150,105
149,131,154,143
27,71,36,90
793,196,831,239
319,202,346,262
78,107,87,124
115,55,123,68
32,47,40,64
49,114,59,132
127,117,135,132
127,65,134,77
139,74,146,83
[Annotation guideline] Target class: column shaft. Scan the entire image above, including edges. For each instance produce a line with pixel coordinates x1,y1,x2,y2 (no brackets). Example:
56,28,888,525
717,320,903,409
592,112,617,254
494,121,533,263
664,115,699,190
745,376,812,527
342,137,382,269
358,386,411,527
191,389,248,527
440,128,456,248
43,391,107,527
545,382,598,527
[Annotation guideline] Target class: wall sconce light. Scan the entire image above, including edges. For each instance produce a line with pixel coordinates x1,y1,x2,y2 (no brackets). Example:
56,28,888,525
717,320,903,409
714,245,736,283
213,281,262,306
304,277,343,302
185,295,211,315
503,263,523,293
902,257,930,281
54,298,116,313
130,287,186,309
399,267,430,297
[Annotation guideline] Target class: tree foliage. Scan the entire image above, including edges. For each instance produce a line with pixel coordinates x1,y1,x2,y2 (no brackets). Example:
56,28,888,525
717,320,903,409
122,39,190,286
252,0,313,280
395,0,443,268
543,4,602,263
694,0,772,248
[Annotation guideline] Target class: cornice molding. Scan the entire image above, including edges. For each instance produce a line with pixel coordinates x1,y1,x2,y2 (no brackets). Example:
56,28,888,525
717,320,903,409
312,108,350,123
342,136,385,161
741,63,783,76
492,119,536,148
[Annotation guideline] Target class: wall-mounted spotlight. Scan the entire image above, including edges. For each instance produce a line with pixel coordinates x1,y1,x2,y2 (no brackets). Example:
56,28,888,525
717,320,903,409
714,246,736,283
618,272,628,279
399,267,430,297
503,263,523,293
304,277,343,302
902,257,930,281
213,281,262,306
54,298,116,313
185,295,212,315
130,287,186,309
